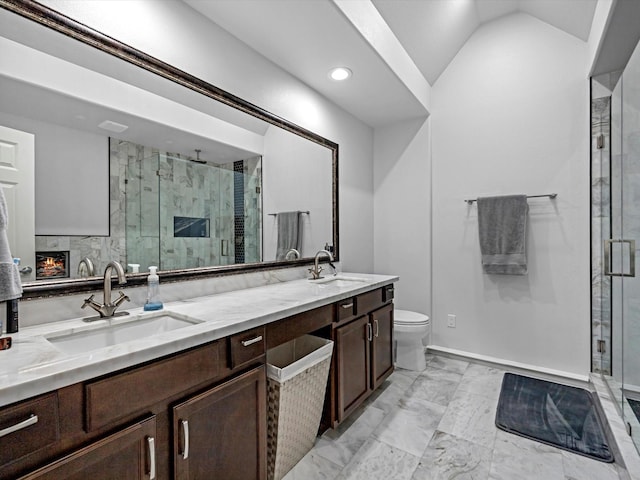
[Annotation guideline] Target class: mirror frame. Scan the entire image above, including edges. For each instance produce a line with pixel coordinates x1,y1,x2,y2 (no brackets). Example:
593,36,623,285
1,0,339,298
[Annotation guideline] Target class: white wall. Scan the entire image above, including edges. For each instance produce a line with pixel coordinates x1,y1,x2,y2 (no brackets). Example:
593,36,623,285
262,126,333,261
430,13,590,375
0,112,109,236
40,0,374,273
373,117,431,314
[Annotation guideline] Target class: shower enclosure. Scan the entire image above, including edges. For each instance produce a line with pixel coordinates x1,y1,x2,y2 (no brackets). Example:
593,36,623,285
593,35,640,452
121,142,262,273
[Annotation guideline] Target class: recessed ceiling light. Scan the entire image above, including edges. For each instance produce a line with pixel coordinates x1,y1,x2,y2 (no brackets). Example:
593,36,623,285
98,120,129,133
329,67,352,81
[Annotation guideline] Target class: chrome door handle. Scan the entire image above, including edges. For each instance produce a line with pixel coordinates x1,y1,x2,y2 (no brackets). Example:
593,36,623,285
0,414,38,437
604,239,636,277
241,336,263,347
374,319,379,337
367,323,373,342
181,419,189,460
340,303,354,309
147,436,156,480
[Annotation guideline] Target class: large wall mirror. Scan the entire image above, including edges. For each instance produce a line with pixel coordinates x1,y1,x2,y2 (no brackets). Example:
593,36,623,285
0,1,338,298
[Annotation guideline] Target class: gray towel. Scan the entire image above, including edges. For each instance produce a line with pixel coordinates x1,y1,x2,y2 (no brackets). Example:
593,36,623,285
275,211,303,261
477,195,528,275
0,187,22,301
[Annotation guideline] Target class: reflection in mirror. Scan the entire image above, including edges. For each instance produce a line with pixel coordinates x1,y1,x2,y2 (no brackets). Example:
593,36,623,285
0,1,338,295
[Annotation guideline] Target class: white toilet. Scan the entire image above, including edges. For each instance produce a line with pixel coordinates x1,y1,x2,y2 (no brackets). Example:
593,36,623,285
394,309,430,371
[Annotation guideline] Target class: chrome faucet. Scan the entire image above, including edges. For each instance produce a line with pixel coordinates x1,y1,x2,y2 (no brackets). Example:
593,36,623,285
82,261,130,319
309,249,334,280
77,256,95,277
285,248,301,260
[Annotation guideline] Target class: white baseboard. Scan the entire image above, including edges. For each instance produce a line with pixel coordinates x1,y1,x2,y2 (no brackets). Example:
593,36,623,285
427,345,591,385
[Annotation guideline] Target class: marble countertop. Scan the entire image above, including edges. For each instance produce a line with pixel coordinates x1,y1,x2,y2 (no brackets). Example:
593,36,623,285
0,273,397,407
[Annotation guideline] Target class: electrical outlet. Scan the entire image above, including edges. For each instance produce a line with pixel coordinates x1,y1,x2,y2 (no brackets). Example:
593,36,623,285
447,314,456,328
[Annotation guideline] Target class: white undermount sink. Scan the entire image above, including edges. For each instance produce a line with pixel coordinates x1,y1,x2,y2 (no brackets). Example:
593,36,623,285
312,275,368,287
45,311,202,355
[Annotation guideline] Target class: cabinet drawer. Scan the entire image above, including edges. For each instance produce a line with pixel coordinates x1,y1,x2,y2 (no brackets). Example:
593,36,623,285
85,341,221,432
0,393,59,467
229,326,265,369
336,298,356,324
356,289,385,316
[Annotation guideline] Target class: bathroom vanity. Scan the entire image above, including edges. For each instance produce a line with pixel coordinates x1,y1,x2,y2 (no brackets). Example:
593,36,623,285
0,274,396,479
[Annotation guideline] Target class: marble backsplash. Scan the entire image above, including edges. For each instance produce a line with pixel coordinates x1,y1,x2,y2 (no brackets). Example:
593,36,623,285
14,264,324,329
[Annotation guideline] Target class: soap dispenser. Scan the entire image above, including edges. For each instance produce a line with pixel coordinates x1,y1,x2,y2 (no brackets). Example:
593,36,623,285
143,266,163,311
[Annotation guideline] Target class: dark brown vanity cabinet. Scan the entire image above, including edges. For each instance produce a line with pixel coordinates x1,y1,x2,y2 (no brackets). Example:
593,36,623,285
370,303,394,390
335,315,372,420
0,283,395,479
173,366,266,480
20,417,157,480
1,333,266,480
333,289,394,425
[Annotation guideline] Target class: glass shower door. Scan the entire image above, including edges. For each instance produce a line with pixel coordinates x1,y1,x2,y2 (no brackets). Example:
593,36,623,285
607,40,640,450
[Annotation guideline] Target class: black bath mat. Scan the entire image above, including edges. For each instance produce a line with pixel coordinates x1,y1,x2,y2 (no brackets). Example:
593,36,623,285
496,373,614,462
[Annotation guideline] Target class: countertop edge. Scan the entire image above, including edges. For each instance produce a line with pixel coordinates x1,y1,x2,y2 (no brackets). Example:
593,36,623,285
0,273,398,407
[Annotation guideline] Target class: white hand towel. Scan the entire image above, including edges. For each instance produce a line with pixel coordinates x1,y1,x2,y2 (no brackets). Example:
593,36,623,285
0,187,22,301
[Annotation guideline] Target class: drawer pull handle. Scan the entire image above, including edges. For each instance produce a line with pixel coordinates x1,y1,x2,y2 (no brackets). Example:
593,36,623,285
241,336,263,347
147,436,156,479
374,319,379,337
367,323,373,342
340,303,354,309
0,414,38,438
181,420,190,460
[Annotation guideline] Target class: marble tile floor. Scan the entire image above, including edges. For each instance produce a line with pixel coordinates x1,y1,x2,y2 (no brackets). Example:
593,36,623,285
282,354,631,480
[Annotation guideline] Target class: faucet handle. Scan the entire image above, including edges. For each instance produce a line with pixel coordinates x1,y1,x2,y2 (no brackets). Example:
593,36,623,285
114,291,130,307
81,294,95,309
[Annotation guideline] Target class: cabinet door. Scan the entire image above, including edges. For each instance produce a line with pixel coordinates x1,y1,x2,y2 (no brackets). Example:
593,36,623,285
336,315,371,422
173,365,266,480
371,304,394,390
20,416,156,480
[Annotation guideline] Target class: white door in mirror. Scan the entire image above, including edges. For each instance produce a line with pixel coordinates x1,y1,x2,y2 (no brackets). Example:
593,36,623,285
0,125,35,282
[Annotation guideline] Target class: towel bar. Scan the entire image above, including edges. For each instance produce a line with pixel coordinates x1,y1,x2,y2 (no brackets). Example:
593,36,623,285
268,211,310,216
464,193,557,204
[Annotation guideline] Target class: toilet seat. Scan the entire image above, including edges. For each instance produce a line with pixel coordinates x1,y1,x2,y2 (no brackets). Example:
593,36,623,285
394,310,429,326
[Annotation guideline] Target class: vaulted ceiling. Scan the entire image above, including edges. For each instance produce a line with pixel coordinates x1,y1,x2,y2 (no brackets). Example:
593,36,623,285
185,0,598,127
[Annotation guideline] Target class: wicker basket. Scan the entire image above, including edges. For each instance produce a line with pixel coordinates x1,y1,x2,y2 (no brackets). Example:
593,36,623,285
266,335,333,480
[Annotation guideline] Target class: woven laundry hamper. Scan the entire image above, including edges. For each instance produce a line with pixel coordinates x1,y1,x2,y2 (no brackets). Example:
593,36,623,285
266,335,333,480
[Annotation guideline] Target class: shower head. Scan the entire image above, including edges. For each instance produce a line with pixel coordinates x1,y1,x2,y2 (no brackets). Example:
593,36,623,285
190,149,206,164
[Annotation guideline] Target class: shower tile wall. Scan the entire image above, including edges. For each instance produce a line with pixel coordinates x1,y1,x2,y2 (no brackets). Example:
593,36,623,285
233,160,245,264
36,140,262,278
158,154,234,270
243,157,262,264
592,95,611,374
